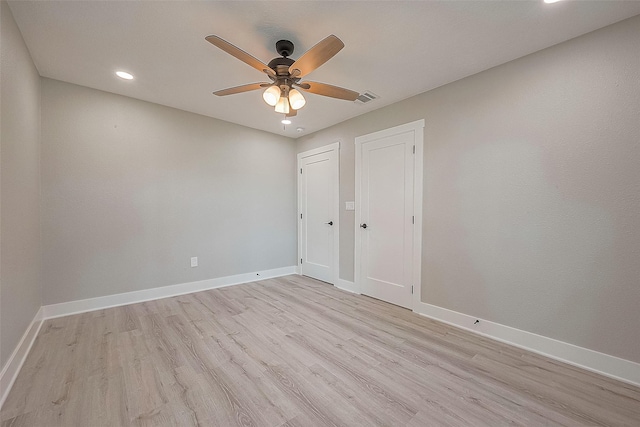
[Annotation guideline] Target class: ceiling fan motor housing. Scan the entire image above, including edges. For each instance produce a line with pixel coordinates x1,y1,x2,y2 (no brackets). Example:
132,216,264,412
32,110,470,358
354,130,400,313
268,56,295,76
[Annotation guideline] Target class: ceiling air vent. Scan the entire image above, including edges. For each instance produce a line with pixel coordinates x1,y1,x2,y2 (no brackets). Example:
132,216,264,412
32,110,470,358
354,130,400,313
355,91,379,104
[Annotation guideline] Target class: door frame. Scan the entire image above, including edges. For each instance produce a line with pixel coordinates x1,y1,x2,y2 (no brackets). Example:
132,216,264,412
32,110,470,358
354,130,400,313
297,142,340,285
354,120,424,310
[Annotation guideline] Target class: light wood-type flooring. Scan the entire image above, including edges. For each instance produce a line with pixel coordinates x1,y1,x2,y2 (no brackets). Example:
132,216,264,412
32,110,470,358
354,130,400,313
2,275,640,426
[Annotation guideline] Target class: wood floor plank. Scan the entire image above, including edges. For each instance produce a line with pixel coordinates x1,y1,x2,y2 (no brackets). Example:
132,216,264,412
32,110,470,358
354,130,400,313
2,275,640,426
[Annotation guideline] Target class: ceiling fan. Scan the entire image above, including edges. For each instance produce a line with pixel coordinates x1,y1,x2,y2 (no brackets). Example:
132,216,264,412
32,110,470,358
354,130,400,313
205,34,360,117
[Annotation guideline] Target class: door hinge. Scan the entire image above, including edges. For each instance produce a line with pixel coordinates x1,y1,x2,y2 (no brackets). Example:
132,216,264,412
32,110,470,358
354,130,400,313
412,145,415,154
301,258,303,264
300,168,303,174
412,215,415,224
411,285,414,294
300,213,303,219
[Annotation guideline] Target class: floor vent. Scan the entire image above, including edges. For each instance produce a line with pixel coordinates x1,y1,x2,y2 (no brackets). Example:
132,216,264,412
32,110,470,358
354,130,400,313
355,91,379,104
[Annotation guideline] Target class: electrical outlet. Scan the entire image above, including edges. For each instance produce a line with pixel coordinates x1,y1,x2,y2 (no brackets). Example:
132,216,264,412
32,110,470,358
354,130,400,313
190,257,198,267
345,201,355,211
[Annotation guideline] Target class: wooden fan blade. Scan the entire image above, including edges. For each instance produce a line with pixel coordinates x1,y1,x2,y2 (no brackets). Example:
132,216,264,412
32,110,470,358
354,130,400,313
213,83,270,96
288,35,344,78
205,35,273,75
298,81,359,101
286,109,297,118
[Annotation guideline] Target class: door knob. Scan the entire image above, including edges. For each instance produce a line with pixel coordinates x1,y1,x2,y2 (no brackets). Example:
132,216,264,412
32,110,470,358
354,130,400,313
325,221,333,226
360,223,368,229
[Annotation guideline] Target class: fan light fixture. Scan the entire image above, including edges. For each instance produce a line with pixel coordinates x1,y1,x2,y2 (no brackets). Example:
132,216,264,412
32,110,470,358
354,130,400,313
275,96,290,114
262,86,281,106
288,89,306,110
263,86,305,113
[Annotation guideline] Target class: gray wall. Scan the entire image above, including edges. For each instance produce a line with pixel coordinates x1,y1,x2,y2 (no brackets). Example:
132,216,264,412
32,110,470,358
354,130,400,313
0,0,42,367
41,79,297,305
296,15,640,363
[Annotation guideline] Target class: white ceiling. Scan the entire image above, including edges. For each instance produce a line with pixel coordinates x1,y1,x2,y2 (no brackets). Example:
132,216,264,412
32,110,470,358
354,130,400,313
8,1,640,137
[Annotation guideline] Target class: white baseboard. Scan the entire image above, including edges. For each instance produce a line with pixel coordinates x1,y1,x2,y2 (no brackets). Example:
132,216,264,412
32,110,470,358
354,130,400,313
335,279,359,294
42,266,298,320
415,301,640,388
1,307,44,409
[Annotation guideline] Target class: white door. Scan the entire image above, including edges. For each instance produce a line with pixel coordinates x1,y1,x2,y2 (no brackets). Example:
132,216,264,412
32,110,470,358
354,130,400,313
298,143,339,284
356,121,423,309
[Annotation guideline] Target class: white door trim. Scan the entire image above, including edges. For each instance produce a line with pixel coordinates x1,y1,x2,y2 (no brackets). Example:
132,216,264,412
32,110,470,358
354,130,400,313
355,120,424,310
297,142,340,285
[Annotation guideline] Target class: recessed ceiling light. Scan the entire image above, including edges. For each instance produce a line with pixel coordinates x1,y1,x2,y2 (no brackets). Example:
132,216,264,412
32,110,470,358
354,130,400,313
116,71,134,80
296,127,305,133
543,0,563,3
281,119,292,125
